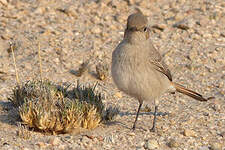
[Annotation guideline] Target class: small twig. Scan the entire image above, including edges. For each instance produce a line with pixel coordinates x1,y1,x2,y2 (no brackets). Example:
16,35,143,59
38,42,43,80
11,43,20,85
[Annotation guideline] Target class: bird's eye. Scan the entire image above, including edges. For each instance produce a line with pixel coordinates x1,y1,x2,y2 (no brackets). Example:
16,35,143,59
143,27,148,32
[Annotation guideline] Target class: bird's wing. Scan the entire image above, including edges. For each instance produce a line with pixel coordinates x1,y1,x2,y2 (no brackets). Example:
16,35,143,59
150,60,173,81
148,44,173,81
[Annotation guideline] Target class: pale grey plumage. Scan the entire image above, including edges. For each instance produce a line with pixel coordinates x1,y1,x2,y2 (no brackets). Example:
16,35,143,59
111,11,207,131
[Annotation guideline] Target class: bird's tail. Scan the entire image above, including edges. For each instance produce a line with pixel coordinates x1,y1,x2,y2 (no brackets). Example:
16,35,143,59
172,82,207,101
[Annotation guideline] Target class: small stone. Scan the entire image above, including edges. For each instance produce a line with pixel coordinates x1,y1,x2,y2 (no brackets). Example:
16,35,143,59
127,0,135,5
0,0,8,5
212,31,220,38
136,146,145,150
48,137,61,146
175,13,184,21
189,49,198,60
203,33,212,38
191,33,201,40
219,131,225,138
198,146,209,150
81,136,90,143
168,139,179,148
36,142,47,148
210,142,222,150
221,32,225,37
144,139,159,149
152,24,167,31
58,144,67,150
115,92,122,98
54,58,60,63
96,136,104,141
91,26,101,34
209,100,221,111
173,18,195,30
127,132,135,136
174,23,189,30
198,18,210,26
183,129,197,137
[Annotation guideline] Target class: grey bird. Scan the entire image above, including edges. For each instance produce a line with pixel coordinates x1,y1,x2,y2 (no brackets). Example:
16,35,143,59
111,11,207,131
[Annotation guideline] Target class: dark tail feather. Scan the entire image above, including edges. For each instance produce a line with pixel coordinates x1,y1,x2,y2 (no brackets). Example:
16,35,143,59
172,82,207,101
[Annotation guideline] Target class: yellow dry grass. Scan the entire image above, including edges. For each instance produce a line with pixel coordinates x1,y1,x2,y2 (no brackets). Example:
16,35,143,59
9,79,118,134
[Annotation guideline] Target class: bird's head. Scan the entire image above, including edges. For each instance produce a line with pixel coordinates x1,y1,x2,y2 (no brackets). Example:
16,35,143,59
124,11,150,44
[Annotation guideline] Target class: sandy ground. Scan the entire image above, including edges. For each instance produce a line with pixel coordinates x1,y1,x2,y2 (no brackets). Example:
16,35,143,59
0,0,224,149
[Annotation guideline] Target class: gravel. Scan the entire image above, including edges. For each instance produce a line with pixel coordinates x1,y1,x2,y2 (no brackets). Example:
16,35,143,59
0,0,224,149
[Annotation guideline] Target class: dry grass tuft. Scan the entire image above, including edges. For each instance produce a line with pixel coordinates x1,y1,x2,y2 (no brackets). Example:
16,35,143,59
96,63,109,81
76,61,89,77
16,123,31,140
9,79,118,134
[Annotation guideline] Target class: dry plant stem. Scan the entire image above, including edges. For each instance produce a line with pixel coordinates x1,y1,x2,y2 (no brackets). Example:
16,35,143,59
38,42,43,80
11,44,20,85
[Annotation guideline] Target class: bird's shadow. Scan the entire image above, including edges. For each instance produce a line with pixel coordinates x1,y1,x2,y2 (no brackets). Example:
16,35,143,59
69,69,80,76
105,110,169,130
118,110,168,117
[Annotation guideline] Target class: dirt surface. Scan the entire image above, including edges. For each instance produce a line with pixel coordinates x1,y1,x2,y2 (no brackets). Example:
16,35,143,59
0,0,225,149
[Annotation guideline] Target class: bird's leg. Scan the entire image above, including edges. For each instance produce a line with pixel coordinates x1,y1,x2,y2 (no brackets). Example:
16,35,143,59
132,101,143,130
150,105,158,132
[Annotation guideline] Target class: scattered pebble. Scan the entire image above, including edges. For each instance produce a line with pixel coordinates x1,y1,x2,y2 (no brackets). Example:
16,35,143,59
168,139,179,148
173,20,190,30
210,142,222,150
198,146,210,150
183,129,197,137
144,139,159,149
0,0,8,5
127,132,135,136
115,92,122,98
0,0,224,149
151,24,167,31
36,142,47,148
48,137,61,146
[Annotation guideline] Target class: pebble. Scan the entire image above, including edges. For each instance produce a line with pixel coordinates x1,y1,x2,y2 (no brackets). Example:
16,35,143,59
127,132,135,136
81,136,90,143
36,142,47,148
0,0,8,5
152,24,167,31
183,129,197,137
54,58,60,63
48,137,61,146
168,139,179,148
91,26,101,34
174,22,189,30
203,33,212,38
144,139,159,149
115,92,122,98
198,146,210,150
210,142,222,150
175,13,184,21
0,0,224,150
191,33,201,40
58,144,67,150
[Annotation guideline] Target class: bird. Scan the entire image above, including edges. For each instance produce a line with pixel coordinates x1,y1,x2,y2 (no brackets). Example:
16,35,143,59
111,11,208,132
